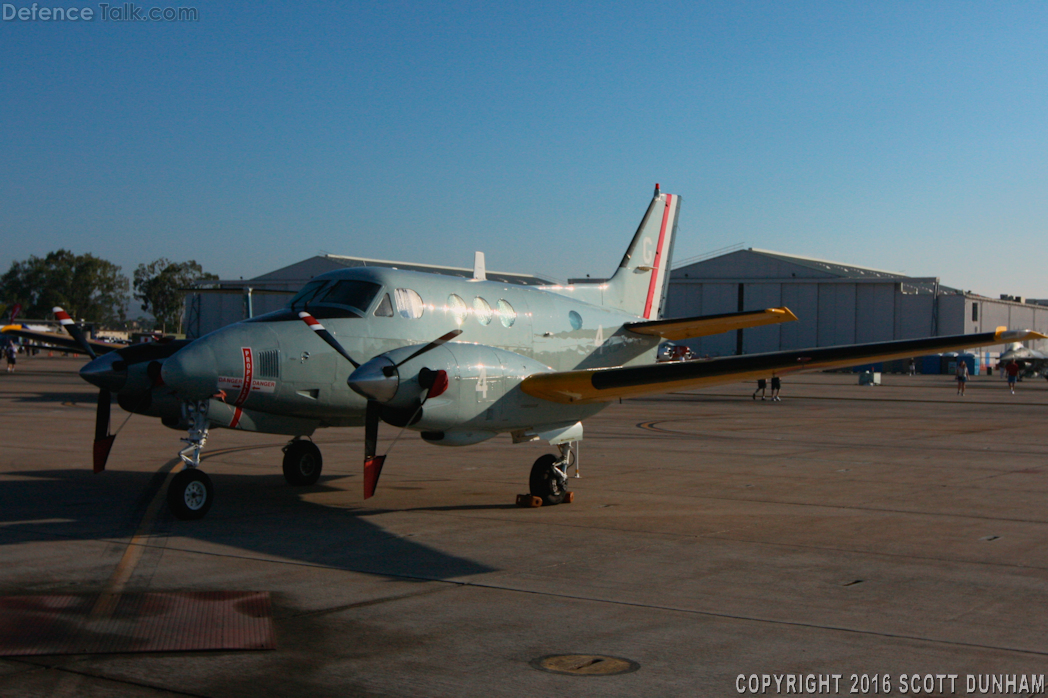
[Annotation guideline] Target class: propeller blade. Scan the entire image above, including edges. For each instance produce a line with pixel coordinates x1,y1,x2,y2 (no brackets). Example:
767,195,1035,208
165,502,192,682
298,312,359,368
363,400,384,499
394,329,463,368
364,400,380,459
93,389,114,473
53,307,97,359
364,455,386,500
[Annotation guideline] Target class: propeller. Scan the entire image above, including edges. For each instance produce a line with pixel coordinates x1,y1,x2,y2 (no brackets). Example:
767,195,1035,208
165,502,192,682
298,312,360,367
298,311,460,498
54,307,96,360
54,307,113,472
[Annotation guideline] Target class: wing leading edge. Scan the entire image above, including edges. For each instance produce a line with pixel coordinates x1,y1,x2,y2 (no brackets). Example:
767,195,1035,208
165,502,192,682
520,328,1048,404
625,307,798,341
0,326,122,356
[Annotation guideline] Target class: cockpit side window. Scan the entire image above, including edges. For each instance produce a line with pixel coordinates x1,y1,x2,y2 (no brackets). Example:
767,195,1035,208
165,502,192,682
374,293,394,317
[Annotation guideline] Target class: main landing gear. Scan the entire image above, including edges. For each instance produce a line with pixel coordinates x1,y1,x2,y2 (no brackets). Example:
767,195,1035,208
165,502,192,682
527,443,577,506
282,438,323,486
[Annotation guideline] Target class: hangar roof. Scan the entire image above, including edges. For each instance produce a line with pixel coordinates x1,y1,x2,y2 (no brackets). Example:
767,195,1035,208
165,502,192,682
670,248,960,295
744,249,907,280
202,255,554,291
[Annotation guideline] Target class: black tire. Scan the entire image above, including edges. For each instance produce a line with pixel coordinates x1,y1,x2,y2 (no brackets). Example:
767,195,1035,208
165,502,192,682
529,454,567,506
167,469,214,520
282,440,323,486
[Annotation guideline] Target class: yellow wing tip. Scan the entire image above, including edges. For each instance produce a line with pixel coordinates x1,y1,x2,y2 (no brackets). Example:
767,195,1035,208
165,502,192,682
766,307,798,322
994,328,1048,341
1,324,20,333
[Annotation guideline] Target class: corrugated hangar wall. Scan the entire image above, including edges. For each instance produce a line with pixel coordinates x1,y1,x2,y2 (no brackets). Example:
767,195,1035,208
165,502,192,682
665,249,1048,358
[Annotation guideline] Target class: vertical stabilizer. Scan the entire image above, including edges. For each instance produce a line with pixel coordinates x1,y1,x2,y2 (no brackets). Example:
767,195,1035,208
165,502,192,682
603,185,681,319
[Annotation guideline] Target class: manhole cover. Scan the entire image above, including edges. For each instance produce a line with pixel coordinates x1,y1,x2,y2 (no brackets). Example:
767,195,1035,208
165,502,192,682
530,654,640,676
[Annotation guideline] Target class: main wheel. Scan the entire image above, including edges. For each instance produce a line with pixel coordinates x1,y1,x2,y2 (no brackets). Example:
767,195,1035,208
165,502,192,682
167,468,214,520
282,440,323,486
529,454,567,506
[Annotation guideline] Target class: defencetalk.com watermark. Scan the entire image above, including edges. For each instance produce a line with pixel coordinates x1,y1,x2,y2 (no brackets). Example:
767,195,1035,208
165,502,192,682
3,3,198,21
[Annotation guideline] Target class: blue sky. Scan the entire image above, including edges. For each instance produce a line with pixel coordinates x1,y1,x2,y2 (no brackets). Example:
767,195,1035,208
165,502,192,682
2,1,1047,301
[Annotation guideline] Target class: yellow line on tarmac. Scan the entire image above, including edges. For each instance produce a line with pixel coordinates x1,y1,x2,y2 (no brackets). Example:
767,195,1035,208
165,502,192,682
90,458,183,619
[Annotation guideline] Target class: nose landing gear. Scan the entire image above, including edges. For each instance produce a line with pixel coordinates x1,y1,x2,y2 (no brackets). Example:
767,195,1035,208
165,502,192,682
168,400,214,521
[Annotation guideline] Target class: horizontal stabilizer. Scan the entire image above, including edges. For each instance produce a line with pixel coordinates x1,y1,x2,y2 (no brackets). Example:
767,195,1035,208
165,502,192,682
625,307,798,341
521,328,1048,405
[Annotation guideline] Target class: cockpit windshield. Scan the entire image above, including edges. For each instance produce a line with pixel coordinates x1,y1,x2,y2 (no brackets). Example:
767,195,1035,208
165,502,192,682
288,279,382,315
288,280,330,309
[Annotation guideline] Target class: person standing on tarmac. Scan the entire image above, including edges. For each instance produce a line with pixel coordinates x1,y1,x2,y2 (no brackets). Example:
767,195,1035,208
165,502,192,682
770,375,782,402
955,358,969,396
753,378,767,401
1006,360,1020,395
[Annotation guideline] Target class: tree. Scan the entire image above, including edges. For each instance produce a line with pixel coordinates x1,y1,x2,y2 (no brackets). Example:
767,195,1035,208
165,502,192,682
134,259,218,334
0,250,128,324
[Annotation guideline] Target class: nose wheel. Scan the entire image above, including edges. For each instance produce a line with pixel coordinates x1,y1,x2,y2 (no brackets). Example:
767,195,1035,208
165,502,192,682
167,468,214,520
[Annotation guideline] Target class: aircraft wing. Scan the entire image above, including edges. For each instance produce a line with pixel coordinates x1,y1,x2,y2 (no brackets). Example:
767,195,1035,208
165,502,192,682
625,307,798,340
521,328,1048,404
0,325,123,356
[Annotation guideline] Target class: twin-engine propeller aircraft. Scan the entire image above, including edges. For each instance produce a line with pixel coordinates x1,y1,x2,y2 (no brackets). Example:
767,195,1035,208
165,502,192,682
10,186,1045,520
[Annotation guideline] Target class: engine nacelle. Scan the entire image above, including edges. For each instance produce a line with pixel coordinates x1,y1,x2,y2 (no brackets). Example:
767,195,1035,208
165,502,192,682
363,342,606,434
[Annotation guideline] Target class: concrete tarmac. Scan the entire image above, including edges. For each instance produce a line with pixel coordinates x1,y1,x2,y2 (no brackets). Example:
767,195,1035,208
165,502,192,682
2,355,1047,697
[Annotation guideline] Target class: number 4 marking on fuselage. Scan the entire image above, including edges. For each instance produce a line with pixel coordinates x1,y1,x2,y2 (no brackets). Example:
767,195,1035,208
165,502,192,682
476,364,489,398
595,325,604,352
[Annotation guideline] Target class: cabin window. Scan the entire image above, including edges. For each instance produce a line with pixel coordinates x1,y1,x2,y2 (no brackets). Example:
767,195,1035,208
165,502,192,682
448,294,468,324
374,294,394,317
395,288,425,319
497,299,516,328
473,297,493,325
568,310,583,330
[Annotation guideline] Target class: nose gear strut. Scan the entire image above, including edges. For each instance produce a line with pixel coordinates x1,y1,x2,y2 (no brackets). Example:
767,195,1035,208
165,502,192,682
178,400,210,469
167,400,215,520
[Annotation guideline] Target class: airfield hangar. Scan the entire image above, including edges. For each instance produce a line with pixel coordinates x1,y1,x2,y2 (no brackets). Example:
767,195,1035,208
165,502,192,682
664,248,1048,368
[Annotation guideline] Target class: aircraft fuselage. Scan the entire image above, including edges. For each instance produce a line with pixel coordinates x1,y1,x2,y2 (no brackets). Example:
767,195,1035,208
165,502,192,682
160,266,660,441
